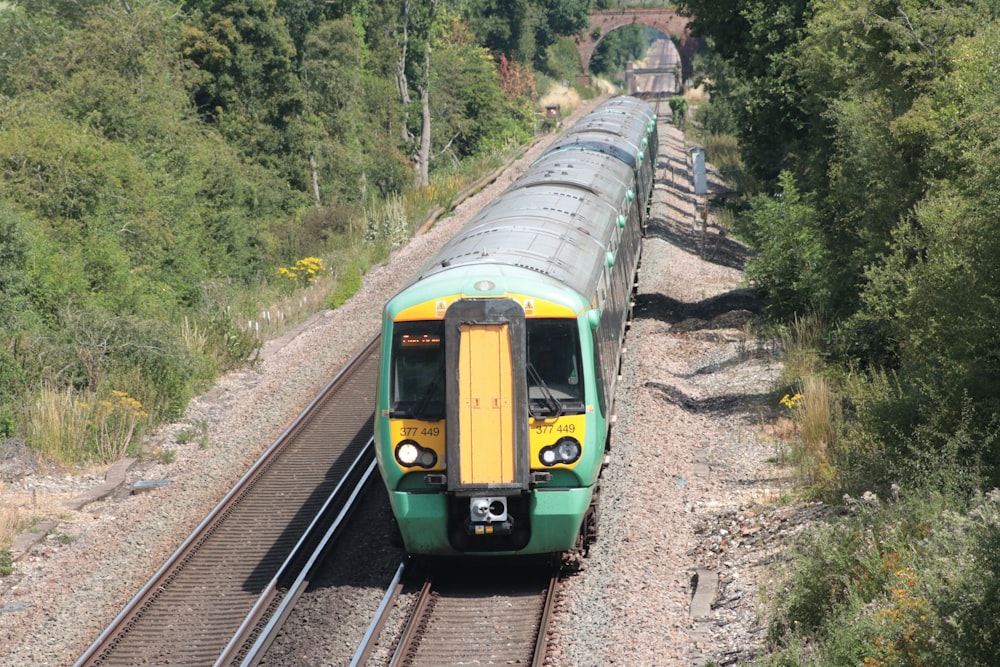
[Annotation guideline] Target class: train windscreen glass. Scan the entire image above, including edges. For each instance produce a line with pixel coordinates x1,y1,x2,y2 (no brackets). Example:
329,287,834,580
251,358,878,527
527,319,585,416
390,322,445,420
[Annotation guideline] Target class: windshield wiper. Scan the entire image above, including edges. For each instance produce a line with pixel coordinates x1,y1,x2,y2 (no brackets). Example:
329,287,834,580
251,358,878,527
527,363,564,418
412,379,442,420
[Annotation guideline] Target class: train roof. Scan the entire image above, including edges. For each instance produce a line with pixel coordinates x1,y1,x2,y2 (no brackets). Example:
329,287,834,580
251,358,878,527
546,127,648,172
427,184,615,281
555,96,658,167
387,181,621,313
385,95,656,319
596,95,657,114
518,149,635,202
568,98,655,134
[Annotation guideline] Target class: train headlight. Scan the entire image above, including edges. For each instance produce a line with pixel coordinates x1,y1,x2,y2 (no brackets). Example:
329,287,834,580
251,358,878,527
538,437,582,466
396,441,420,466
395,440,438,468
557,437,581,463
418,448,437,468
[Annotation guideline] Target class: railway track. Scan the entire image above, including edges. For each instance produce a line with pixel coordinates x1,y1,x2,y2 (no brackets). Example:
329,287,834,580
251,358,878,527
354,558,560,667
75,337,380,666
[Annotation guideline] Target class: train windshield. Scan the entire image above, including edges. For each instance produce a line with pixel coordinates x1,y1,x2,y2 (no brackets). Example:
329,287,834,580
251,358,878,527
527,319,585,417
389,322,445,420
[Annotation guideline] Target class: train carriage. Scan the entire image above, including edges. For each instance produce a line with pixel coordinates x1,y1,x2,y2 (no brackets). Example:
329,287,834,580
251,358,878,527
546,102,658,204
374,96,658,556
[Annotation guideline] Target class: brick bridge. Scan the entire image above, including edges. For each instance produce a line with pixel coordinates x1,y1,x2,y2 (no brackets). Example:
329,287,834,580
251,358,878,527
578,7,696,86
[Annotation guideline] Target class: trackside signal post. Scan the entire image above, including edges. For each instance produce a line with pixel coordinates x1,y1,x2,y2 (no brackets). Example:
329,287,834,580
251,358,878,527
690,146,707,195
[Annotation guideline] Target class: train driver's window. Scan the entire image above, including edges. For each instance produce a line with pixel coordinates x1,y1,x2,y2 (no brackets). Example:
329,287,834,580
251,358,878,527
527,319,584,415
390,322,445,420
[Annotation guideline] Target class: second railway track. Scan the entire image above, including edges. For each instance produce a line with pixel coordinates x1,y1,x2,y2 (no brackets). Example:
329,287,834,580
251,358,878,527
76,337,380,666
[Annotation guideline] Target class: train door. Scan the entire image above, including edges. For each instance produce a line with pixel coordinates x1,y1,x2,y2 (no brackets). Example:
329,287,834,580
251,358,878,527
444,299,529,495
457,322,515,484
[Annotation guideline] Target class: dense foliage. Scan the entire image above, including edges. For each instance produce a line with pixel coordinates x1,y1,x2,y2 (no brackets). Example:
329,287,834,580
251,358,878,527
677,0,1000,662
678,0,1000,486
2,0,648,464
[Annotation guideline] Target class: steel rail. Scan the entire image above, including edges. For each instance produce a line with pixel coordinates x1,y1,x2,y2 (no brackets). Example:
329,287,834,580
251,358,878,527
348,560,409,667
223,442,379,666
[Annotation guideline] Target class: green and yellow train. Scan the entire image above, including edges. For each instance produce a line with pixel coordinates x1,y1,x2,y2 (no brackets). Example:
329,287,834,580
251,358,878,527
374,96,658,556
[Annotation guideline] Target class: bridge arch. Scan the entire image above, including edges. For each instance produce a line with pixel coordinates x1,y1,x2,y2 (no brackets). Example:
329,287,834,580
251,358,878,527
579,8,697,86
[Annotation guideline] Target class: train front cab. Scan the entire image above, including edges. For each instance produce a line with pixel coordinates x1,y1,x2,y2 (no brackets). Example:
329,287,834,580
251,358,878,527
377,295,605,556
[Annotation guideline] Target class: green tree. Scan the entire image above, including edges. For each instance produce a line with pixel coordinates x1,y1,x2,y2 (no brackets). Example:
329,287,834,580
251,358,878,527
857,25,1000,480
181,0,308,188
430,19,532,159
461,0,538,64
542,36,582,82
535,0,589,48
675,0,815,186
589,25,649,81
300,17,367,205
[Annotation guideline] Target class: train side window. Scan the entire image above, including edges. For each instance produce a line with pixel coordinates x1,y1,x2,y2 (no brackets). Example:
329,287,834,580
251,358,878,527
390,322,445,420
526,319,585,416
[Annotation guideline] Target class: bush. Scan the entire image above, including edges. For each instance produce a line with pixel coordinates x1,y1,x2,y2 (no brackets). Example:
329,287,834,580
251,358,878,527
736,172,831,320
704,133,742,184
0,549,12,577
669,95,688,128
695,98,738,136
761,488,1000,667
328,259,366,310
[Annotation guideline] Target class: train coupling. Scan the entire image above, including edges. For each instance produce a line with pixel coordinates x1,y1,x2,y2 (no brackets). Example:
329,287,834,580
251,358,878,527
470,496,508,523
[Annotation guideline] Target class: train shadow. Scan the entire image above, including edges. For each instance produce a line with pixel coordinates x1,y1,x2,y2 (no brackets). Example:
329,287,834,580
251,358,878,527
240,421,393,594
643,381,775,419
631,287,775,420
633,287,762,327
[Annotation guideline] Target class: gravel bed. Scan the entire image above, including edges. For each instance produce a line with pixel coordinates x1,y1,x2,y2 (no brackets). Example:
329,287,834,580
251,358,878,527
0,101,816,667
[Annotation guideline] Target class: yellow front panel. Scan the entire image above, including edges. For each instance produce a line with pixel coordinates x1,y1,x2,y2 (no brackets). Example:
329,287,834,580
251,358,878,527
529,413,588,469
458,323,514,484
389,419,445,471
395,294,577,321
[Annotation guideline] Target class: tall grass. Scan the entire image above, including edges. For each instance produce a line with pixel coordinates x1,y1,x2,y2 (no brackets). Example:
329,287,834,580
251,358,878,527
364,194,410,247
775,312,846,492
704,133,741,181
788,376,838,485
780,312,825,384
1,496,17,574
26,385,92,466
25,384,149,465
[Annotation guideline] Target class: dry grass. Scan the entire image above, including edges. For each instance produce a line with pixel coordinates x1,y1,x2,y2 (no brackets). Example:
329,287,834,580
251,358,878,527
685,84,709,104
780,312,826,384
539,83,583,114
0,487,19,549
0,480,79,551
26,385,92,466
767,384,838,483
792,376,839,484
